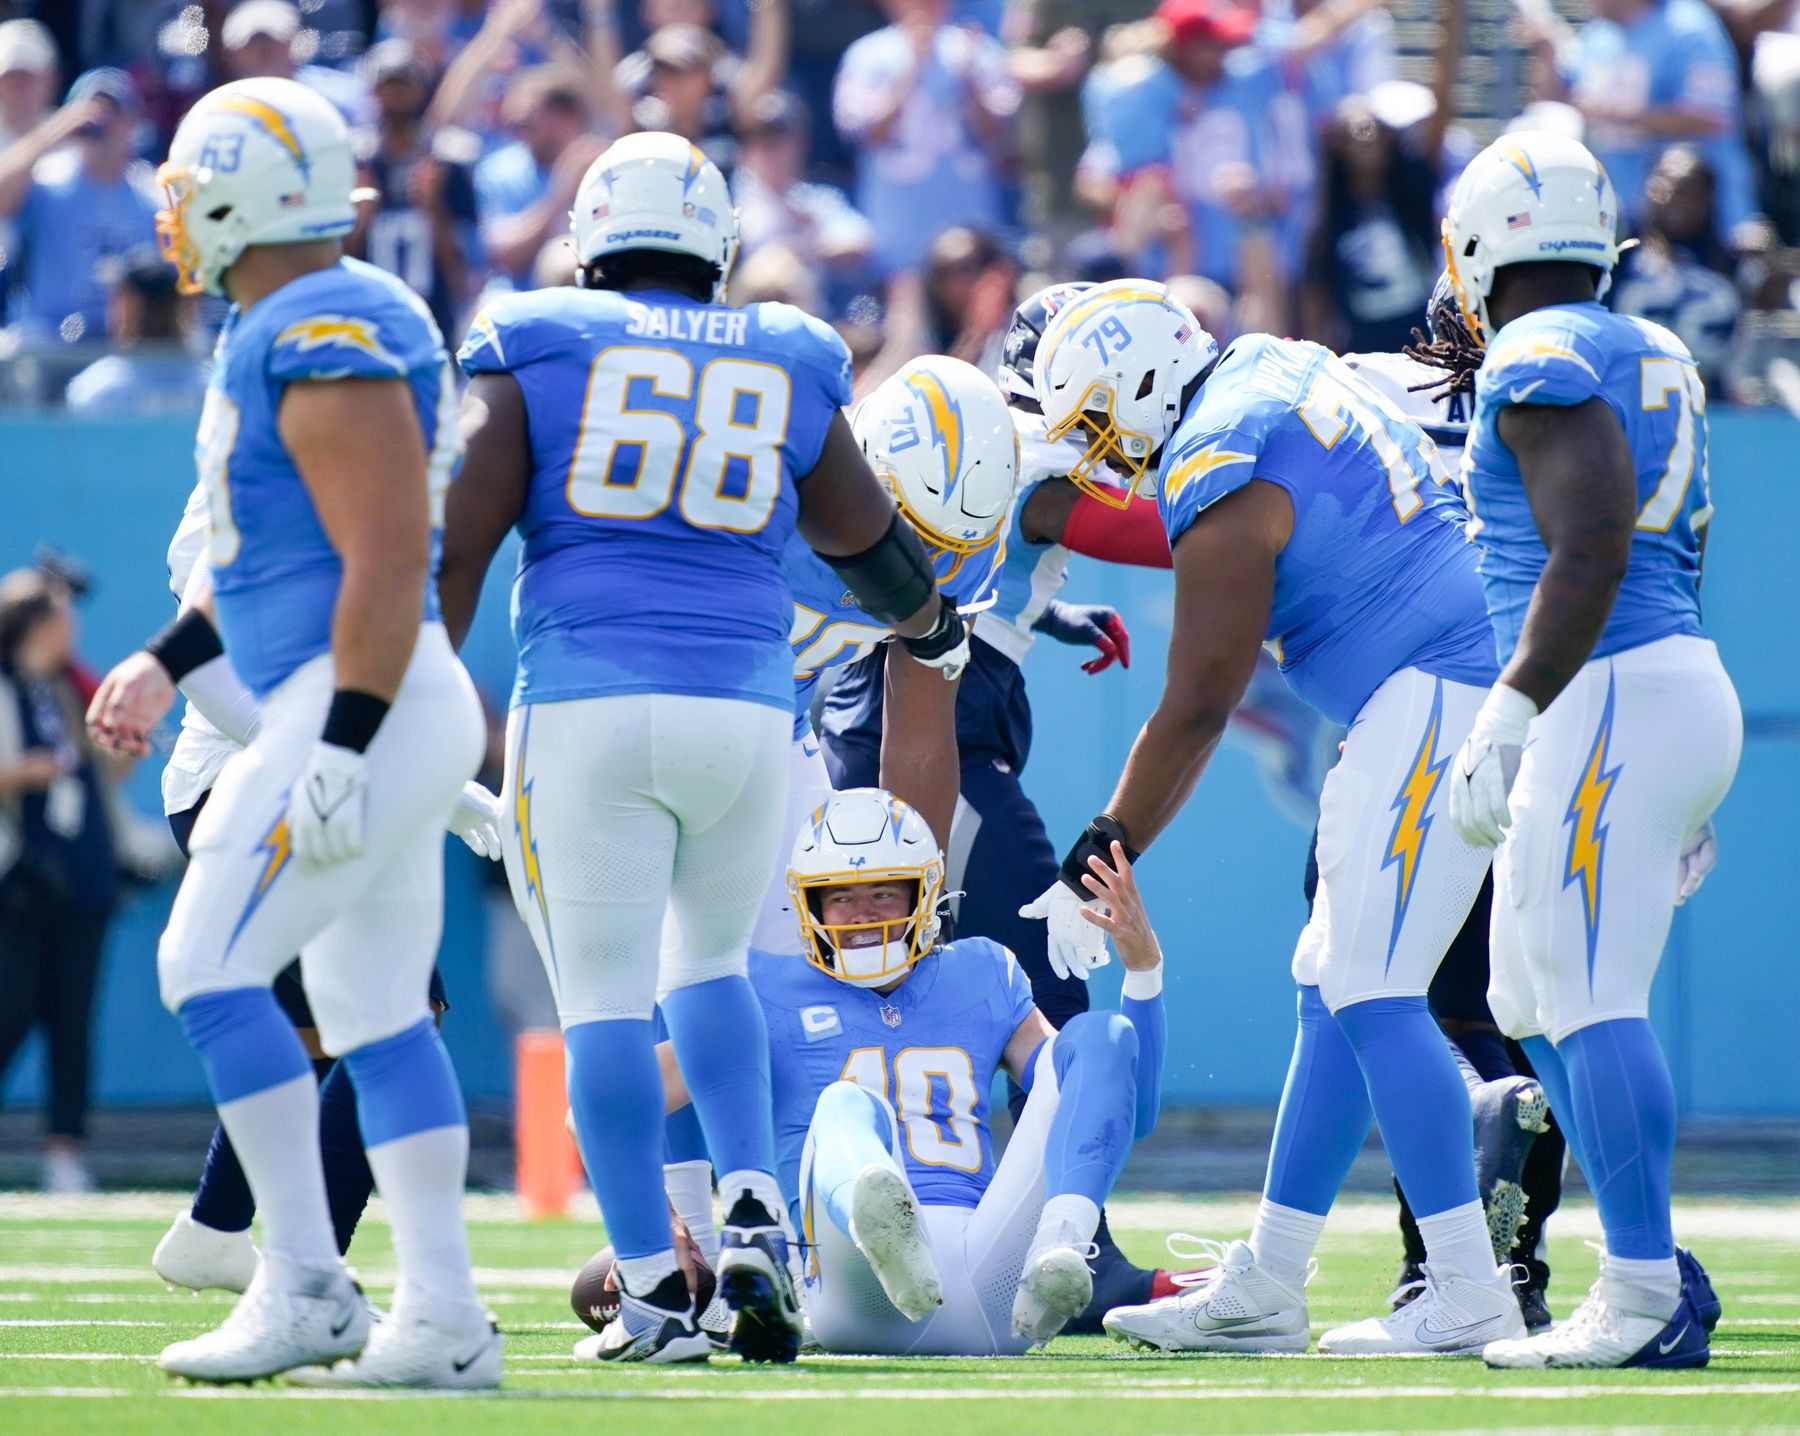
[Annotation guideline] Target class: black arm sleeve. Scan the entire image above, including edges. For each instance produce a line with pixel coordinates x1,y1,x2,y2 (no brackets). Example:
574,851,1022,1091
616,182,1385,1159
821,512,938,627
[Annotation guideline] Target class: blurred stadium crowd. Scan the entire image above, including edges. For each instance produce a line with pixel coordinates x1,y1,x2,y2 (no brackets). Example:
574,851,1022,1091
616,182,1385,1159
6,0,1800,411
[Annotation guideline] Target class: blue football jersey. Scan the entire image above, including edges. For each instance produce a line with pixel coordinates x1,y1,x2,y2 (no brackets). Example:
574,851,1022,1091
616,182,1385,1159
751,938,1036,1228
201,257,456,698
458,286,852,711
1158,335,1497,725
785,516,1005,739
1464,303,1709,666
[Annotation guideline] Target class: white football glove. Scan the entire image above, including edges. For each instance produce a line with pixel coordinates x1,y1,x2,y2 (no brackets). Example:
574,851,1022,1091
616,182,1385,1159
1019,880,1111,982
288,741,369,869
1447,684,1537,848
1675,820,1717,905
447,780,502,860
899,604,972,682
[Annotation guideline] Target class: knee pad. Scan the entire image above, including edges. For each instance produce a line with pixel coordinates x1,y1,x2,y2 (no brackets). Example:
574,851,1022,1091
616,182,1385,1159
1054,1010,1139,1079
813,1079,899,1139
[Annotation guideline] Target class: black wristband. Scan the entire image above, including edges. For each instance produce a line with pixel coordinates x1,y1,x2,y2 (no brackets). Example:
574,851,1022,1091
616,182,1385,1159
1056,814,1141,897
898,601,967,664
320,689,391,754
144,608,224,684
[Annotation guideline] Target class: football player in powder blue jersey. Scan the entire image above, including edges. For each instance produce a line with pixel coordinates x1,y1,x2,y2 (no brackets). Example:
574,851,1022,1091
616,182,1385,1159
1443,131,1739,1370
437,131,970,1366
86,78,496,1389
656,788,1167,1355
1028,279,1527,1358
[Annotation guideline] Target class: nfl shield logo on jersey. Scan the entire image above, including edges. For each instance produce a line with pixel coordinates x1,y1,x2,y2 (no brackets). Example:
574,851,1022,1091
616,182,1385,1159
879,1003,902,1029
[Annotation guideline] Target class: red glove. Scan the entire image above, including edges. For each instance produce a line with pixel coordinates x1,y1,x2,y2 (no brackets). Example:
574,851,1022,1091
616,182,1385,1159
1032,601,1132,674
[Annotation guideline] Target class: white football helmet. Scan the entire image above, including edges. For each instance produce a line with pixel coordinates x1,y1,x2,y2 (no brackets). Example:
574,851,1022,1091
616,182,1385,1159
571,131,738,300
1442,131,1621,344
1032,280,1218,506
854,355,1018,576
788,789,946,990
156,78,356,296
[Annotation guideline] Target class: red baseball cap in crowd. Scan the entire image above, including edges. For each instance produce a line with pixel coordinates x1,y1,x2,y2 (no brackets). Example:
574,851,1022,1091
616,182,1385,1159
1155,0,1258,47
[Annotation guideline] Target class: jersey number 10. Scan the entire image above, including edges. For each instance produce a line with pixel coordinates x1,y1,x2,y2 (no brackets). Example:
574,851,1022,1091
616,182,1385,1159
566,345,793,533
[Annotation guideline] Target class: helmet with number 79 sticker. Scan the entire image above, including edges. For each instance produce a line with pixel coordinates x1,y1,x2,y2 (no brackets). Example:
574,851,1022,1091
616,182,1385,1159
1032,279,1218,508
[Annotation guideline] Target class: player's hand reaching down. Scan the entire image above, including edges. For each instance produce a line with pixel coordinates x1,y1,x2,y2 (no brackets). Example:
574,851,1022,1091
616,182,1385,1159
1074,840,1162,972
86,651,177,756
1032,601,1131,674
1676,820,1718,905
289,742,369,868
1020,880,1111,981
1448,685,1537,847
447,781,503,860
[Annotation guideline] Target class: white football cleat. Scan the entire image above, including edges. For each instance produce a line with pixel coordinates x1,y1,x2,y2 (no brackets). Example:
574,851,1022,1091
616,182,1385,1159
158,1267,369,1382
1012,1242,1095,1345
1102,1238,1310,1353
849,1164,943,1322
287,1310,503,1388
153,1211,259,1294
1318,1264,1523,1355
573,1272,712,1364
1484,1283,1709,1369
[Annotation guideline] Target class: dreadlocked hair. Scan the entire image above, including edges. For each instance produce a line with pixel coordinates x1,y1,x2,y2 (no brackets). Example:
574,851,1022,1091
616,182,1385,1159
1401,303,1485,405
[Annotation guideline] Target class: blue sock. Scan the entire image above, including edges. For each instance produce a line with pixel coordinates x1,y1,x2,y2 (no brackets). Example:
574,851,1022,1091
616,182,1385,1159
664,1102,711,1165
340,1018,466,1147
807,1081,899,1239
1263,985,1373,1215
179,987,313,1105
659,975,775,1180
1520,1033,1589,1173
1335,994,1479,1218
564,1017,672,1259
1045,1012,1139,1206
1558,1018,1677,1259
315,1058,375,1254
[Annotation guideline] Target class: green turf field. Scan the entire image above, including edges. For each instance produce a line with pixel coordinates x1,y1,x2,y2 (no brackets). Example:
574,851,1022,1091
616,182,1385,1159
0,1192,1794,1435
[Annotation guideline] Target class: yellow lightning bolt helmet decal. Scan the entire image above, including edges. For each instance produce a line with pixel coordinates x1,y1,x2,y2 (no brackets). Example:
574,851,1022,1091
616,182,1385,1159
1381,679,1450,966
1500,142,1543,199
213,94,310,180
512,708,557,973
275,315,405,373
904,367,965,500
1564,672,1622,982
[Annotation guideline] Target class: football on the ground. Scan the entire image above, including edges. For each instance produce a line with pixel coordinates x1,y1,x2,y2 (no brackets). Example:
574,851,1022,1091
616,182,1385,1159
570,1239,717,1333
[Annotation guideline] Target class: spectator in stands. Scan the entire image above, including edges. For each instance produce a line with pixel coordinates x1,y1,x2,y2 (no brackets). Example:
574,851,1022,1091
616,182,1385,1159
1612,144,1743,386
0,20,57,152
218,0,368,120
629,24,742,172
606,0,789,152
474,63,603,287
1078,0,1306,326
833,0,1021,275
0,569,122,1195
349,38,480,340
1523,0,1757,244
734,90,873,312
428,0,599,153
1260,0,1398,131
1300,4,1462,353
923,224,1017,368
0,69,158,343
729,238,823,313
64,249,207,414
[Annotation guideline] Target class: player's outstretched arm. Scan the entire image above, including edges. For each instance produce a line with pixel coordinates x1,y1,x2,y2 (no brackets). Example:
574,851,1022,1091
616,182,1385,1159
879,639,961,849
1077,840,1167,1136
1099,480,1286,848
1496,397,1637,712
798,411,970,678
441,373,531,649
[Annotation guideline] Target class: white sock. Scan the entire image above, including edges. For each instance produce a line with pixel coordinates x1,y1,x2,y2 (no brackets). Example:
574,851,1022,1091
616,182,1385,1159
363,1125,482,1323
665,1159,719,1266
1601,1252,1681,1320
1248,1199,1324,1290
216,1074,338,1281
1417,1199,1501,1285
718,1168,786,1229
616,1249,680,1298
1033,1193,1101,1254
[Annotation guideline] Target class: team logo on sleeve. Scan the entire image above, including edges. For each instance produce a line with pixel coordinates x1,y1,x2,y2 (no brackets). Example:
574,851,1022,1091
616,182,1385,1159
274,315,405,373
1162,441,1255,507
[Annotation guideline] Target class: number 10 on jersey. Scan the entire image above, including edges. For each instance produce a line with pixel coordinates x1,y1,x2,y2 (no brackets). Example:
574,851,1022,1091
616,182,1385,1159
565,345,792,533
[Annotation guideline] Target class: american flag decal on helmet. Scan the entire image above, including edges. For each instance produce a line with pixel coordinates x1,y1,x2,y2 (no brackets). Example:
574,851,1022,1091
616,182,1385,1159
1506,211,1532,229
1173,324,1192,343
